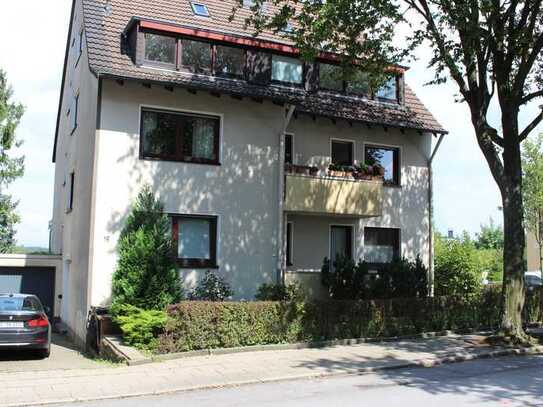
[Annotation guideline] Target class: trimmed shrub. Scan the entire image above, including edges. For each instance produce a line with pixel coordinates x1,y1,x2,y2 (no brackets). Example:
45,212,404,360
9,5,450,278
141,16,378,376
114,304,167,351
190,271,233,301
321,255,428,300
158,301,306,352
156,288,543,353
111,186,182,313
255,282,306,302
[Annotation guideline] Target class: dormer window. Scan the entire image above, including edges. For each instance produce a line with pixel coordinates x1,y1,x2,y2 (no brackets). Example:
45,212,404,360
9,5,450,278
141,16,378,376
271,55,303,86
376,76,399,102
319,63,343,91
191,2,210,17
181,39,212,73
215,46,245,78
346,71,370,96
144,33,177,67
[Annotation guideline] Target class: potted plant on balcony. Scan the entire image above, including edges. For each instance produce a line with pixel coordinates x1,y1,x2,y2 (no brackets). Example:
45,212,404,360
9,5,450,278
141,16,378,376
373,164,385,179
294,165,311,175
353,164,374,180
328,164,353,178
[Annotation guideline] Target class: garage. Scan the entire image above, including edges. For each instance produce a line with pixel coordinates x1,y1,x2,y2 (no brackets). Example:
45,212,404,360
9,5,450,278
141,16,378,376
0,267,55,318
0,254,62,320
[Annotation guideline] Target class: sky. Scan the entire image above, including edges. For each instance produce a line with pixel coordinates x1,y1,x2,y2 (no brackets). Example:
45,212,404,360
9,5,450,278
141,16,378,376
0,1,541,248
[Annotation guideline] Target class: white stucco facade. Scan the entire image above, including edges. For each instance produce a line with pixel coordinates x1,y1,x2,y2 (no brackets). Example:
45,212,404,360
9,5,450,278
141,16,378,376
51,0,437,346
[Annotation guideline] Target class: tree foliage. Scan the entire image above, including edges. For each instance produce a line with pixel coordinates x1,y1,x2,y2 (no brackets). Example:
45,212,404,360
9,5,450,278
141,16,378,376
434,233,483,298
0,69,24,252
522,133,543,270
111,186,183,313
475,218,504,250
238,0,543,339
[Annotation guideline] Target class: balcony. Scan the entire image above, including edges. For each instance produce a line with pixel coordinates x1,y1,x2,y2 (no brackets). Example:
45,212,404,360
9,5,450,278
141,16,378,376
284,171,383,217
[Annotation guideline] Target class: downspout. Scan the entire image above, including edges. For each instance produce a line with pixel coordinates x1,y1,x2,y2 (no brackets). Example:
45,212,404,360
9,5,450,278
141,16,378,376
277,104,296,284
428,133,445,296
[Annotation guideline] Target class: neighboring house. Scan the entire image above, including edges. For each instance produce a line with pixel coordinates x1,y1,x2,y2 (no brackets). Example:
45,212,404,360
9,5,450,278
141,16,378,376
527,231,542,275
51,0,447,345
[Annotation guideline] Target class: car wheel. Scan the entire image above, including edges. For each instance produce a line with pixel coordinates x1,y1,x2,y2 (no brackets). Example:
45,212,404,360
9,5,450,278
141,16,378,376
39,347,50,359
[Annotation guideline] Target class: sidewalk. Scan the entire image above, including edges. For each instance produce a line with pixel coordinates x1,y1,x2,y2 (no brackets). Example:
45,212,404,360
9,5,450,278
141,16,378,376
3,334,542,407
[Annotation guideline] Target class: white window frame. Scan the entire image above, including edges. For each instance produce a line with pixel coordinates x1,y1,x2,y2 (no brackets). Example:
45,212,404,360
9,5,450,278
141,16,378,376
285,132,295,164
362,141,402,186
328,223,356,263
363,226,402,264
286,221,294,266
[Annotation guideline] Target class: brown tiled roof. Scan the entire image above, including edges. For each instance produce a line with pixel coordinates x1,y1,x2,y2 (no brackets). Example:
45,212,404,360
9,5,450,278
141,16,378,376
81,0,446,134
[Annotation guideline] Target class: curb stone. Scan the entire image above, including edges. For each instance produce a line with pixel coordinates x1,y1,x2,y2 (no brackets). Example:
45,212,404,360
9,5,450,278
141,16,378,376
5,345,543,407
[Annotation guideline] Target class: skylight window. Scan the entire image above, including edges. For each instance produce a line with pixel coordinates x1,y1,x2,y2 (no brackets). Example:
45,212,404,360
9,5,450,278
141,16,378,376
191,2,210,17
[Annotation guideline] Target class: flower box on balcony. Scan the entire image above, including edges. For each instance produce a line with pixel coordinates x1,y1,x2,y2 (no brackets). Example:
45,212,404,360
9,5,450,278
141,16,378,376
285,164,319,176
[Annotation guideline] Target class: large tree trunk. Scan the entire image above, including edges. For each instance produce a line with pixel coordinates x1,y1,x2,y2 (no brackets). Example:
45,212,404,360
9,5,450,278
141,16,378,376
499,113,528,341
500,181,527,339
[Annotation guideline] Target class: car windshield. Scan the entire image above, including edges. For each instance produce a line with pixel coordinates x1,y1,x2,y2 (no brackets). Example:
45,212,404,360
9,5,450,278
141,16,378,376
0,297,42,312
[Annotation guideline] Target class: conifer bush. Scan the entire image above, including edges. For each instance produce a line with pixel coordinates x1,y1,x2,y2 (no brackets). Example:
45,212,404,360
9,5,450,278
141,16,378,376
111,186,182,314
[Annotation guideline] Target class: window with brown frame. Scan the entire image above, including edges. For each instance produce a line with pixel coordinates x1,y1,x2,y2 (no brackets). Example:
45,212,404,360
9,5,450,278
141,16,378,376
319,63,344,91
181,39,212,73
144,33,177,68
214,45,246,78
140,108,220,164
172,215,218,268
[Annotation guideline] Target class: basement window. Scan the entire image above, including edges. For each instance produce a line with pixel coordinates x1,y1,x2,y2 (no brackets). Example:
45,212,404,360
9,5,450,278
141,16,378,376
191,2,210,17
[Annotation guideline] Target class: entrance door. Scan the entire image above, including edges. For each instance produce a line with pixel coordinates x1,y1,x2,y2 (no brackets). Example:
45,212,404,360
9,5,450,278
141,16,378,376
330,225,353,269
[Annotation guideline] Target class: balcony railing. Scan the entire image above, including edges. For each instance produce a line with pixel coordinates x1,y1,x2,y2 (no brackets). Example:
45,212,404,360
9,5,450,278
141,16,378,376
284,169,383,217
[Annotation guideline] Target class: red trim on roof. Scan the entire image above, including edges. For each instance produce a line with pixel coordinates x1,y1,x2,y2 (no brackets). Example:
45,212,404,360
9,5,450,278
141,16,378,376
138,20,407,73
140,20,299,54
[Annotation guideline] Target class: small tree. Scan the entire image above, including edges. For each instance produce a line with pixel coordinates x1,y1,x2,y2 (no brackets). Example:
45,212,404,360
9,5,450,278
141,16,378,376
434,233,483,298
522,134,543,273
111,186,182,313
0,69,25,252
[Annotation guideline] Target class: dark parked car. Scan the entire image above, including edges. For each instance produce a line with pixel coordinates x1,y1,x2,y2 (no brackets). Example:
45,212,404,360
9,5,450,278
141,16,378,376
525,274,543,289
0,294,51,358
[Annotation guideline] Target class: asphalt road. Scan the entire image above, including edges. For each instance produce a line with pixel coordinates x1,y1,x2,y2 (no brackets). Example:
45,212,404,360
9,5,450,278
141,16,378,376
59,355,543,406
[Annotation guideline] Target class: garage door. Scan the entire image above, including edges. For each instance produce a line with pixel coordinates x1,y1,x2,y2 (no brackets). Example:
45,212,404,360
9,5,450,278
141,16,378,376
0,267,55,318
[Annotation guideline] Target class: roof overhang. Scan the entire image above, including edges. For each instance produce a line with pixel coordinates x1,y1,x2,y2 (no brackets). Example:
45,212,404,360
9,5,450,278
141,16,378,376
99,72,447,135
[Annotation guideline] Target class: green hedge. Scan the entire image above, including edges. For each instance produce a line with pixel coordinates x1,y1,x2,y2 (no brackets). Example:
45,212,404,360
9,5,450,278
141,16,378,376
157,288,543,353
